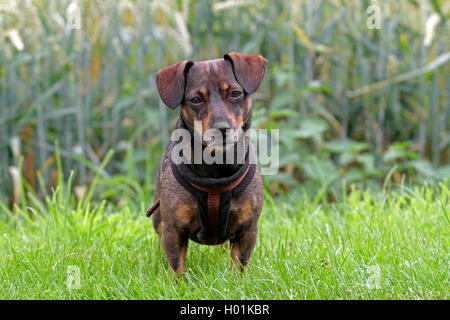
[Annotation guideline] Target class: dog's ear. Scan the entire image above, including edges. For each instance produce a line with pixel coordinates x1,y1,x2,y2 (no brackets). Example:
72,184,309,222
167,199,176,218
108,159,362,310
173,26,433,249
155,60,194,109
224,52,268,94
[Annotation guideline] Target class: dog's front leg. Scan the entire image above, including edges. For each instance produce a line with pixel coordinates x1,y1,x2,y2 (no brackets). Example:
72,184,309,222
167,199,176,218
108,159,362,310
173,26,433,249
162,223,188,276
230,223,258,273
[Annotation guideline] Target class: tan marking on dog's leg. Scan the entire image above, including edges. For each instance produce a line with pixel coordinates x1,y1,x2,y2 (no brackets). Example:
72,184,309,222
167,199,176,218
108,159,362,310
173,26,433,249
152,209,163,237
156,221,162,236
175,204,194,226
179,240,188,273
230,242,244,273
230,224,258,274
236,202,253,225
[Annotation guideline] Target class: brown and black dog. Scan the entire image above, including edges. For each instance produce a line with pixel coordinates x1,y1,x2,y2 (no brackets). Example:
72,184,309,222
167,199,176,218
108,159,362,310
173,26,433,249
147,52,267,275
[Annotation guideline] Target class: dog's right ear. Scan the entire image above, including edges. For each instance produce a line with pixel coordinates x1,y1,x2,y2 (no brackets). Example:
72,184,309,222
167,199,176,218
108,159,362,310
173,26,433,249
155,60,194,109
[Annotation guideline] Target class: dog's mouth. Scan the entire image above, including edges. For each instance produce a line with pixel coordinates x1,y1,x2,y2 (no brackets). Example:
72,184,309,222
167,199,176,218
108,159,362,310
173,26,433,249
205,142,235,154
204,140,236,154
203,127,243,152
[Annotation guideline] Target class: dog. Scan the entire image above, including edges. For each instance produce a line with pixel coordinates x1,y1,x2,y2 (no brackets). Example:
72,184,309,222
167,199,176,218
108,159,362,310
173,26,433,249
146,52,267,275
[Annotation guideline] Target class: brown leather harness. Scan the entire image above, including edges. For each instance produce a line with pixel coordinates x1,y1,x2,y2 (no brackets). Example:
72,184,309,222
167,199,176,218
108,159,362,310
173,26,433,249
146,160,254,244
183,165,250,242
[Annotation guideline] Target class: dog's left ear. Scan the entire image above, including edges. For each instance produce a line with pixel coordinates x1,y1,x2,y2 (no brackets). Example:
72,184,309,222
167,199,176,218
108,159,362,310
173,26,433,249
224,52,268,94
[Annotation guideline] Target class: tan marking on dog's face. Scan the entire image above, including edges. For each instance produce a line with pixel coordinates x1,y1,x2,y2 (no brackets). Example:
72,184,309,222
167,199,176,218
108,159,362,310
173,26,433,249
247,97,252,111
222,109,244,141
199,87,208,97
222,83,229,91
182,107,190,121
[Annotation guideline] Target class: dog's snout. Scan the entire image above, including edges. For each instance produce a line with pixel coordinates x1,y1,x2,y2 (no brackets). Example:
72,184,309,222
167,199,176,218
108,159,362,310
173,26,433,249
212,121,231,135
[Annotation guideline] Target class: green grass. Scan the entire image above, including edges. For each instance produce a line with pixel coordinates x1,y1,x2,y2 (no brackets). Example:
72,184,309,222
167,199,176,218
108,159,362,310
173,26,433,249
0,181,448,299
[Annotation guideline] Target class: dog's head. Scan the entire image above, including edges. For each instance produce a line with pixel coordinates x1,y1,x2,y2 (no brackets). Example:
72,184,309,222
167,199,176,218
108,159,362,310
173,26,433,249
155,52,267,152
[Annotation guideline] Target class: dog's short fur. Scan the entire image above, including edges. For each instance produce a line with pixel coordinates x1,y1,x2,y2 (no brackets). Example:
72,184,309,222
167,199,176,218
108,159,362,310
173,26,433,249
152,52,267,275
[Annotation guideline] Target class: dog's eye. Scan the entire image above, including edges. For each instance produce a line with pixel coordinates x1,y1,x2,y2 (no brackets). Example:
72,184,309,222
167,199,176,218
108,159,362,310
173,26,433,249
230,91,242,98
190,97,202,104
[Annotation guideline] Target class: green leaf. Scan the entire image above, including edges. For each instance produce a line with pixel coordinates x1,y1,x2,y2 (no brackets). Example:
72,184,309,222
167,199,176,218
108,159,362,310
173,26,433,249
293,117,329,139
302,156,337,182
356,154,375,171
324,139,369,153
269,109,296,118
264,172,298,186
270,91,295,109
409,160,437,178
383,148,405,162
436,166,450,179
344,168,365,182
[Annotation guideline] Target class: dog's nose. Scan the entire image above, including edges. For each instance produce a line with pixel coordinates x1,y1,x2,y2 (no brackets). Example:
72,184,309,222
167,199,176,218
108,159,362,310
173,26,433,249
212,121,231,136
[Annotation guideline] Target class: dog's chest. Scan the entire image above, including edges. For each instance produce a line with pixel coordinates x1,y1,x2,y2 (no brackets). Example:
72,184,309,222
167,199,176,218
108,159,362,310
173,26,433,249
177,195,256,241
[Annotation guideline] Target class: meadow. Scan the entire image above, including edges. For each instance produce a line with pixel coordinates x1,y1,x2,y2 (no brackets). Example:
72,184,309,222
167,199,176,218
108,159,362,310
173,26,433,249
0,172,448,299
0,0,449,300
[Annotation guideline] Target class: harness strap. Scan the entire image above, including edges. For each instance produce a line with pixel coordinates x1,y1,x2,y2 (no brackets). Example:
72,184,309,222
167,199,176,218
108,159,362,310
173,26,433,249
145,161,255,244
186,165,250,194
185,165,251,243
